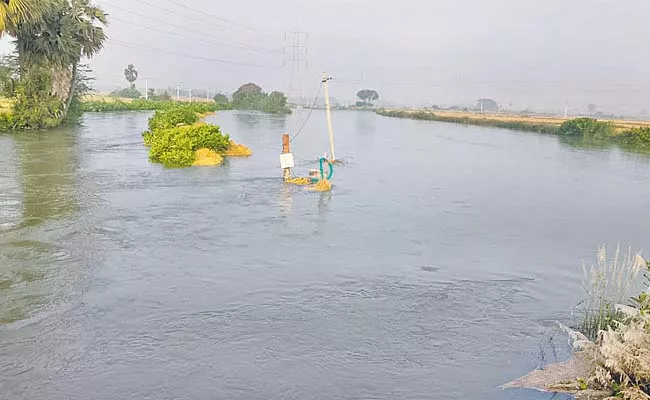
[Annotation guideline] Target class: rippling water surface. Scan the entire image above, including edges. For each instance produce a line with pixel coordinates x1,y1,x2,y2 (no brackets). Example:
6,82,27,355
3,110,650,399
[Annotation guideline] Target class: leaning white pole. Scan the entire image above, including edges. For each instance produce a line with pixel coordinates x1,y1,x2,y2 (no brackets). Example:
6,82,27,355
322,73,336,162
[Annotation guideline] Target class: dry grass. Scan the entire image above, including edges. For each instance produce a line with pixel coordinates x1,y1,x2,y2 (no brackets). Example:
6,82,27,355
504,247,650,400
587,310,650,399
285,177,312,185
82,93,215,104
505,319,650,399
392,109,650,133
82,94,134,103
308,179,332,192
192,148,223,166
223,140,252,157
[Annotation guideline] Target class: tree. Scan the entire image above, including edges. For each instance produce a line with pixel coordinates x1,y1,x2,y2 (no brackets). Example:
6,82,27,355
124,64,138,86
0,0,52,36
356,89,379,106
262,91,288,114
12,0,107,123
230,83,290,114
476,98,499,113
232,82,264,110
15,0,106,103
0,54,18,97
213,93,229,105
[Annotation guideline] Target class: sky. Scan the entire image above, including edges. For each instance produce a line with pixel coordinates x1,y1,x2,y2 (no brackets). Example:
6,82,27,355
2,0,649,114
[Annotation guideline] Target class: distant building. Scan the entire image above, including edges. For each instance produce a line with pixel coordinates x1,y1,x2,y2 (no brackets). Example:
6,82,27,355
476,98,499,113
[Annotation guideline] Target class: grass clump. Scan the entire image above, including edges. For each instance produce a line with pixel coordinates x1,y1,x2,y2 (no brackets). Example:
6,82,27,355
148,124,230,168
579,245,646,340
192,148,223,166
223,140,252,157
506,246,650,399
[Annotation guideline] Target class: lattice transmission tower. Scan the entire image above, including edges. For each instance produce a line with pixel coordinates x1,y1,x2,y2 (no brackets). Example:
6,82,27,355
283,31,308,105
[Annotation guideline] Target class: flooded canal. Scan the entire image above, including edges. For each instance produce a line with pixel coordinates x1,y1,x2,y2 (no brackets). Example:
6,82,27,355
2,110,650,399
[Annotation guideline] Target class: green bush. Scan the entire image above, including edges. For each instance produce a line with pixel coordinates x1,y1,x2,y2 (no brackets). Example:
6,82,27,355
0,113,14,131
148,124,230,168
558,117,614,138
148,108,199,131
617,127,650,149
11,65,64,129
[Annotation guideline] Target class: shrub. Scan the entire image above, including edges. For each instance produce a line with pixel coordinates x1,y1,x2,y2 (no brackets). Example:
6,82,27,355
558,118,614,139
617,127,650,150
11,65,64,129
148,124,230,168
0,113,14,131
148,107,199,131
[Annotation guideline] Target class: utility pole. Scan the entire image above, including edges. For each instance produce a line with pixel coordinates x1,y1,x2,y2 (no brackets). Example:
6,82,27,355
145,79,148,100
322,73,336,162
189,88,193,103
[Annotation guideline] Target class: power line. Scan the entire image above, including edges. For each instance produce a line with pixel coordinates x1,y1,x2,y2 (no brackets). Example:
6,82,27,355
106,4,282,54
290,86,321,143
332,77,650,89
109,15,281,54
108,39,282,68
158,0,279,39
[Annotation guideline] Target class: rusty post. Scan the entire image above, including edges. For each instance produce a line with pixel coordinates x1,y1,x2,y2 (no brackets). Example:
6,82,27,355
282,133,291,181
282,133,290,154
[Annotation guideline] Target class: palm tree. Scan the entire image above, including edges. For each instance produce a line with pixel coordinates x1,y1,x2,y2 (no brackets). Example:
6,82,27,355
0,0,51,36
124,64,137,86
14,0,107,112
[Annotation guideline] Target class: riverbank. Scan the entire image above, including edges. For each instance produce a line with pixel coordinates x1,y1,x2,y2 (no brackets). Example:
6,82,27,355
79,97,230,113
376,109,650,134
377,108,650,151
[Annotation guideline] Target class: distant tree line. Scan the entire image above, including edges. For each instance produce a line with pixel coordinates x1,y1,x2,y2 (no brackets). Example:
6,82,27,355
227,83,291,114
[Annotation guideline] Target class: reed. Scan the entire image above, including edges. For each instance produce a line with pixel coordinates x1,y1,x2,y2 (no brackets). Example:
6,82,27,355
578,245,646,340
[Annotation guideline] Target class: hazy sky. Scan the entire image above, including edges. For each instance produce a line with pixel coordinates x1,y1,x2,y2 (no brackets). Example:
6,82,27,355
3,0,650,113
